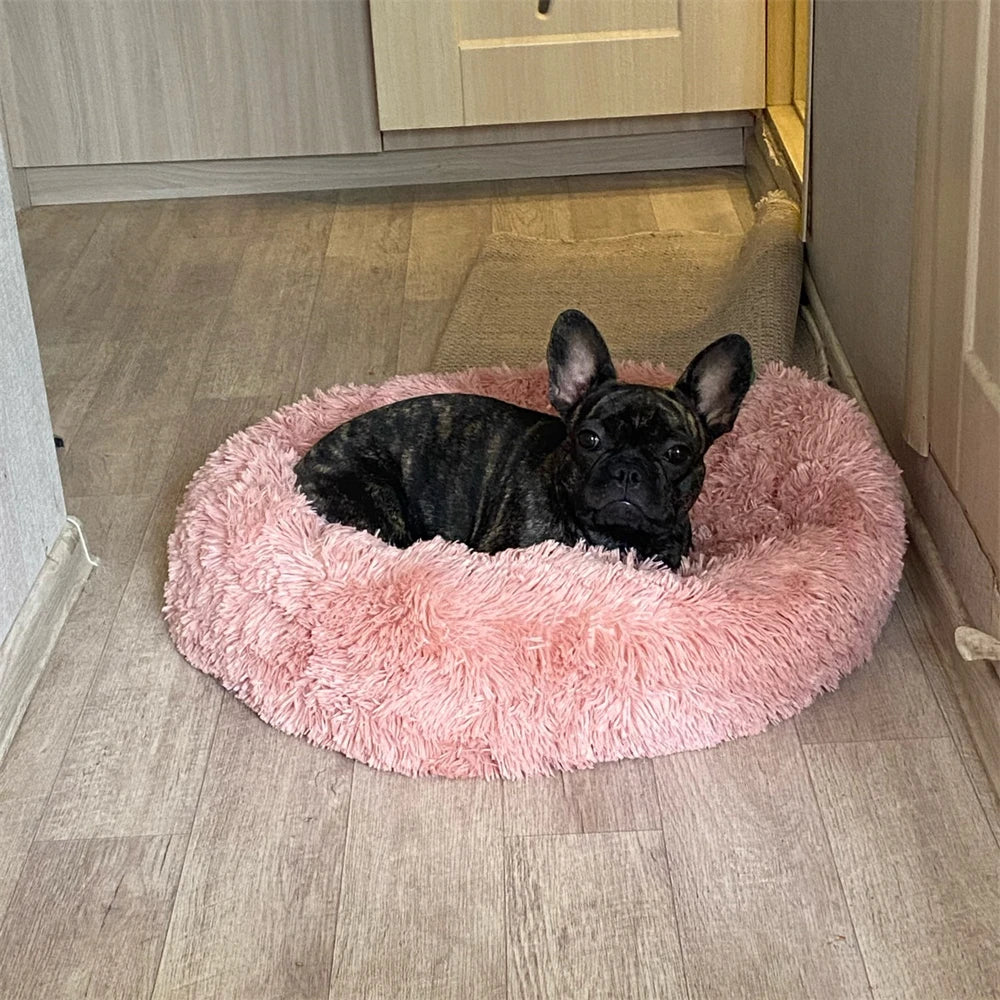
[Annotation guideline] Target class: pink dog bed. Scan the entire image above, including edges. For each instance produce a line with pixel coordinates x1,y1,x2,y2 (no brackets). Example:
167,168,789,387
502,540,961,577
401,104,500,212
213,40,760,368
164,363,905,778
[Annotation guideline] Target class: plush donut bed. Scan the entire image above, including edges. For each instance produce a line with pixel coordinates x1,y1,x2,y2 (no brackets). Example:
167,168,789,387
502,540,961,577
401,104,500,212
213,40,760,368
164,363,906,779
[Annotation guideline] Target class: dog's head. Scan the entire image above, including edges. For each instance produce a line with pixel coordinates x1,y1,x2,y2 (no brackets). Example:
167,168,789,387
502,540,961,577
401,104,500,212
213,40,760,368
547,309,752,562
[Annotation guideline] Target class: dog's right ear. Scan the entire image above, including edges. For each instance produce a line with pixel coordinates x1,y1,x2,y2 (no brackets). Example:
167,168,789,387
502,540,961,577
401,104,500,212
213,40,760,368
547,310,617,416
674,333,753,441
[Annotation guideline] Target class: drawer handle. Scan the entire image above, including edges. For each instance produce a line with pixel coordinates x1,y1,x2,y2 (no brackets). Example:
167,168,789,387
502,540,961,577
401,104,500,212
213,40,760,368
538,0,551,13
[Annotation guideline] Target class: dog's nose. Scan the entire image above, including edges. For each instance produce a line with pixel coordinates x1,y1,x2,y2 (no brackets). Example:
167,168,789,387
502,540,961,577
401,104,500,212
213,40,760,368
610,462,642,489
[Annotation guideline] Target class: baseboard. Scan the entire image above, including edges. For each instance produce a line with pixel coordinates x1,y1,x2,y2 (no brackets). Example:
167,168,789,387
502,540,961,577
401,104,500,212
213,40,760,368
903,512,1000,803
802,269,867,405
803,265,1000,800
382,110,754,150
23,127,745,205
0,518,97,760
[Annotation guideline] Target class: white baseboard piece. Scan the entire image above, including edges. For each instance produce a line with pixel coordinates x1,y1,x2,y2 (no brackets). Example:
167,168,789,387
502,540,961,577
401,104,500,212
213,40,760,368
0,518,97,761
803,265,1000,804
23,127,745,205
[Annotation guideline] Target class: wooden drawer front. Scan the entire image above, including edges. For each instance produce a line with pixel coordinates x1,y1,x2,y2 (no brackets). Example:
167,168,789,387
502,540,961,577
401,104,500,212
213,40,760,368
0,1,381,166
460,31,684,125
370,0,764,131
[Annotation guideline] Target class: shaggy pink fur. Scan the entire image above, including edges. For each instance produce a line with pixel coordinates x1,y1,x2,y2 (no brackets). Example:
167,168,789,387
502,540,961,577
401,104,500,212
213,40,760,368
164,364,906,778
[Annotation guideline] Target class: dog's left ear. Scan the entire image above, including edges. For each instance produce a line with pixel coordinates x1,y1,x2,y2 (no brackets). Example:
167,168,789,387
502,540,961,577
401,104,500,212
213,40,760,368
675,334,753,441
547,310,617,416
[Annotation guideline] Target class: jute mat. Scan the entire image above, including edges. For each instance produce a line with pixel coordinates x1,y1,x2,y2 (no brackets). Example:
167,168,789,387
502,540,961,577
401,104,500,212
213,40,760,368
432,191,826,379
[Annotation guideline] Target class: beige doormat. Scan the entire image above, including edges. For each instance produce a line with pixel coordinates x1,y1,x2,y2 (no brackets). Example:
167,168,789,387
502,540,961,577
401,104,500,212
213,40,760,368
432,191,826,379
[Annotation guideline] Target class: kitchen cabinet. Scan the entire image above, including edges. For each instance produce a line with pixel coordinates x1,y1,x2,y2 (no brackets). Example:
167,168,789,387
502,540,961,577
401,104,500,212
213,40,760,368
0,0,762,202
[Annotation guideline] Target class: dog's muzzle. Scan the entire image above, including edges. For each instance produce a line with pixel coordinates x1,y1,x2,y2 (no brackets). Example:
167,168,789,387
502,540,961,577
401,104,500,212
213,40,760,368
586,455,669,527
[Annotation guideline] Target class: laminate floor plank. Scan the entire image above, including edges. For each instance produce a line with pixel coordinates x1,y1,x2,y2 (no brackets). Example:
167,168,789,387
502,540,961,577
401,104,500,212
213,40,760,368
727,176,757,229
35,494,223,841
28,202,178,451
0,834,186,1000
35,200,172,342
294,189,413,395
491,177,574,239
0,495,155,918
16,201,108,327
151,699,353,1000
506,830,686,1000
35,398,274,842
646,167,750,233
58,232,246,496
41,338,121,445
503,758,662,836
895,574,1000,840
157,191,334,239
397,184,492,374
567,172,659,239
653,726,872,1000
197,195,335,400
806,738,1000,1000
329,769,506,1000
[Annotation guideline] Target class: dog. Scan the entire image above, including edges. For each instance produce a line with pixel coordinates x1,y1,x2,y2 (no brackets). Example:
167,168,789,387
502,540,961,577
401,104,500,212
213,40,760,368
295,310,752,568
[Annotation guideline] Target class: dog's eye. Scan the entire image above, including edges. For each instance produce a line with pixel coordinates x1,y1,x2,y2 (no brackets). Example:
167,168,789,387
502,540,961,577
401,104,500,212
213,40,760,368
578,430,600,451
666,443,691,465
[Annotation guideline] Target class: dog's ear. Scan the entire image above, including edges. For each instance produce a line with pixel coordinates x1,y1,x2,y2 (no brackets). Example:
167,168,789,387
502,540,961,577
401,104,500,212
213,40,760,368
674,334,753,441
547,310,617,416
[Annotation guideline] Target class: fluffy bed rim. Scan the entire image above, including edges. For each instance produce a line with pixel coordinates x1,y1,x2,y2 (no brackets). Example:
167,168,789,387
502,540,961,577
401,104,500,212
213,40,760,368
164,363,906,779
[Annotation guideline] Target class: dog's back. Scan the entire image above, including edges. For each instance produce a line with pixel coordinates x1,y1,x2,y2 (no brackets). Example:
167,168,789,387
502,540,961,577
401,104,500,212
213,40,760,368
294,393,566,550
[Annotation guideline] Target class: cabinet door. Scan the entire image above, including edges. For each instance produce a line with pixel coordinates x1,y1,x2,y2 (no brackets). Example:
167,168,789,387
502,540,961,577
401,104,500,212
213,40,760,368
0,1,381,166
370,0,764,130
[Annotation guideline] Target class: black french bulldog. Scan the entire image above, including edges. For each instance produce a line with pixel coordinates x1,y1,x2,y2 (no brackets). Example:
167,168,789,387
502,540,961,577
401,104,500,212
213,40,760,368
295,310,752,568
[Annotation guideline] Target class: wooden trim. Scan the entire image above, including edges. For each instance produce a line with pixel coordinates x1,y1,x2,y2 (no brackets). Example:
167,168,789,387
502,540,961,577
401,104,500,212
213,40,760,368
765,105,805,185
23,129,745,205
765,0,810,227
766,0,795,106
745,114,800,204
0,519,96,761
905,1,946,457
381,110,753,150
793,0,811,113
7,166,28,211
799,0,814,240
803,265,1000,806
0,81,29,209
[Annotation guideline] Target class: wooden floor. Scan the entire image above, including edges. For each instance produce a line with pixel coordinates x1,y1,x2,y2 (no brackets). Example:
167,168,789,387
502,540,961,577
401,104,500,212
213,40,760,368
2,169,999,999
